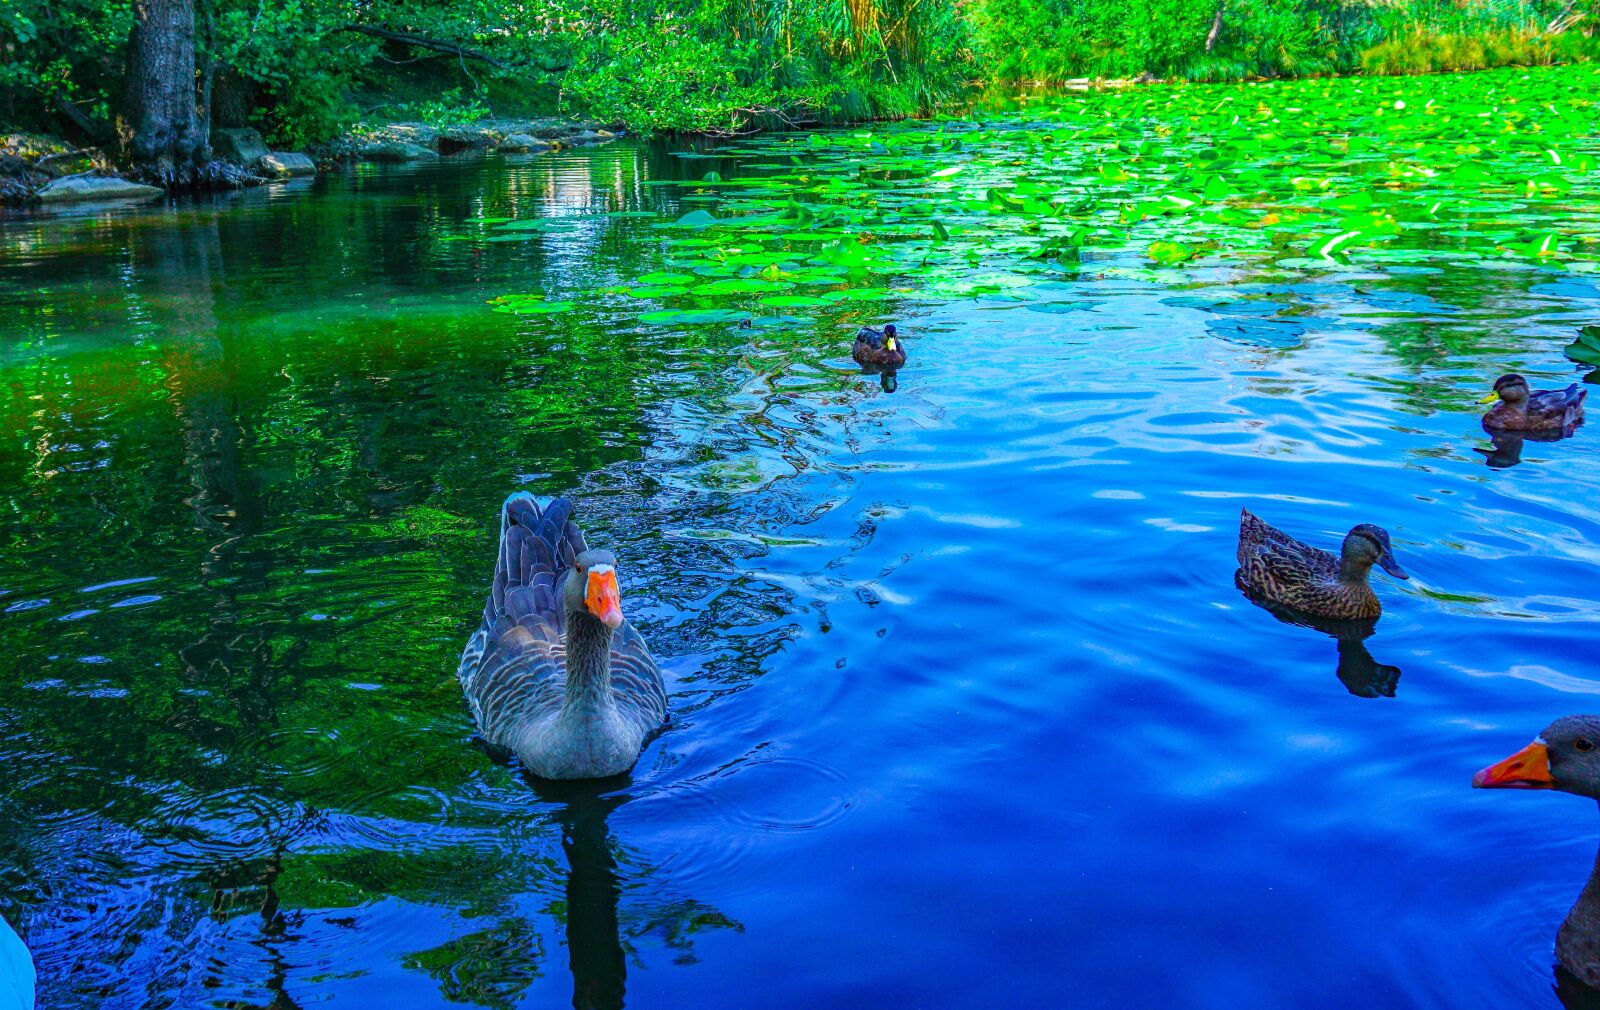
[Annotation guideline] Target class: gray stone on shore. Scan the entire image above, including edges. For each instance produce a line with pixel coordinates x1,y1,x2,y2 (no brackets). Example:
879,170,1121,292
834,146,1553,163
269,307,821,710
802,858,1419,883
259,152,317,178
360,141,439,163
213,127,270,165
439,126,499,151
37,175,163,204
497,133,551,153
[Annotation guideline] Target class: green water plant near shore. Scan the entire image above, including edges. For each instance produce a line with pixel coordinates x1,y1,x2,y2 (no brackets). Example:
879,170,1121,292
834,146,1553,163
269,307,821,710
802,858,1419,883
469,65,1600,332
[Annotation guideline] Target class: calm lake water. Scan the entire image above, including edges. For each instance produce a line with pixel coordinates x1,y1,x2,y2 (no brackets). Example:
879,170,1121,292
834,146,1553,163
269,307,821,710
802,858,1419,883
3,100,1600,1009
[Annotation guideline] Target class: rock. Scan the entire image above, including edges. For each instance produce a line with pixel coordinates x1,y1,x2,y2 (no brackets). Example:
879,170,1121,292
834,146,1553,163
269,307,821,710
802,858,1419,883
497,133,551,153
567,131,605,146
359,141,439,163
439,126,497,153
2,133,73,162
36,175,163,204
35,151,94,177
595,129,617,139
258,151,317,178
213,127,270,165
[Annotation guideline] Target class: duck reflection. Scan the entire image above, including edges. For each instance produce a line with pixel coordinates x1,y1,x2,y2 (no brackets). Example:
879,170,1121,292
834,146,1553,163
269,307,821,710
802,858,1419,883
1475,424,1580,470
1234,576,1401,698
867,367,900,393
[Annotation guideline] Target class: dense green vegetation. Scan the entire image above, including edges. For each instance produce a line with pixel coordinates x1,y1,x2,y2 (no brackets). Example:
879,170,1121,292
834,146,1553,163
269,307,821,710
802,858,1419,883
1,0,1597,167
973,0,1600,83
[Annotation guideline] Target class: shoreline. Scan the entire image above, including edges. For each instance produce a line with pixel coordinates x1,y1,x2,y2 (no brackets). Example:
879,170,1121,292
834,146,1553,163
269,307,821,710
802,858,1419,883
0,115,625,210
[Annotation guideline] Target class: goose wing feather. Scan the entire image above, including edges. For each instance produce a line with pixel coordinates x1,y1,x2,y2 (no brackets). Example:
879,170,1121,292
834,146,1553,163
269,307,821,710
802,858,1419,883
460,494,667,749
460,493,575,747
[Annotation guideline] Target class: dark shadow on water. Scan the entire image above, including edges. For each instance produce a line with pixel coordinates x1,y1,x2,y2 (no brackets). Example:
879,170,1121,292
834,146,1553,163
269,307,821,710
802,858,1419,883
1234,574,1401,698
1475,423,1581,471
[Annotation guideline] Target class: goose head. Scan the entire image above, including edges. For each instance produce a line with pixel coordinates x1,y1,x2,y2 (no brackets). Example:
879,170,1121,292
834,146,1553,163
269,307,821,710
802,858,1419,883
1475,716,1600,795
1342,523,1409,579
1480,373,1531,407
565,549,624,630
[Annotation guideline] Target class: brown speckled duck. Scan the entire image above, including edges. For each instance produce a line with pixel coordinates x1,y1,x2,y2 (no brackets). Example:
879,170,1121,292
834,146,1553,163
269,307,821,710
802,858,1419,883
1480,373,1586,431
1235,509,1409,620
852,324,907,368
1475,716,1600,989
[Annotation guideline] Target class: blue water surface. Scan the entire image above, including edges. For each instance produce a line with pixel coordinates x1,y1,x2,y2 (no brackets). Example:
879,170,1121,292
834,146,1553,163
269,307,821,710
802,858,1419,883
1,134,1598,1010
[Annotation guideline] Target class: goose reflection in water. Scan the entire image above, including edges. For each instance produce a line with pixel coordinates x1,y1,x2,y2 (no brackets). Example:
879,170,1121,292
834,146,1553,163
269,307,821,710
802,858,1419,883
1475,423,1581,470
405,775,740,1010
542,780,628,1010
1234,576,1401,698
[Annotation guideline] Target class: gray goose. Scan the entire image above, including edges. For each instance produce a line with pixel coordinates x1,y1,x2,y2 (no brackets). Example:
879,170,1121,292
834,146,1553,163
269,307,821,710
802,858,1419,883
1476,716,1600,989
457,494,667,780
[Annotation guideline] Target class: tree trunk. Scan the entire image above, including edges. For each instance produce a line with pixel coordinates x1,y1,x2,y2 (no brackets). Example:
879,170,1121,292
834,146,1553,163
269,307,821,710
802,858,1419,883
127,0,207,184
1205,3,1225,52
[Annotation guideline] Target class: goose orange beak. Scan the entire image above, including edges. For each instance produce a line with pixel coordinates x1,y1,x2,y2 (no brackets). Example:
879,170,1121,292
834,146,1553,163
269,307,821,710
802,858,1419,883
1473,739,1554,789
585,567,623,629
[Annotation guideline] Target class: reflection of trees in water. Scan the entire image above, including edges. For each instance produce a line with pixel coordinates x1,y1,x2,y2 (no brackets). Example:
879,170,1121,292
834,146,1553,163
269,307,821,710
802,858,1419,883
0,151,795,1009
403,783,741,1010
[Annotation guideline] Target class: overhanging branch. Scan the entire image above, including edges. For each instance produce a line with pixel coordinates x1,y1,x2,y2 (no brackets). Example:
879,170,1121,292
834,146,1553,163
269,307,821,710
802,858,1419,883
338,24,509,70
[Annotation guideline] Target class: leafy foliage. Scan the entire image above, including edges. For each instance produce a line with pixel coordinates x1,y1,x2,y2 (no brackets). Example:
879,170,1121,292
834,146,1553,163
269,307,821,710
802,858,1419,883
2,0,1599,150
970,0,1600,83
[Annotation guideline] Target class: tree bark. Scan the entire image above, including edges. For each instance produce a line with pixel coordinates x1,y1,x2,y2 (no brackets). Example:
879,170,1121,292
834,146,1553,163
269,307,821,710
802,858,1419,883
127,0,207,183
1205,3,1225,52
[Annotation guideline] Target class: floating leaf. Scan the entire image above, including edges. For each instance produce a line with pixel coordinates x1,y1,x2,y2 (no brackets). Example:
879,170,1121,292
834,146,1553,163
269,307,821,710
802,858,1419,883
758,294,831,308
638,308,748,325
672,210,721,230
1147,240,1197,265
1566,326,1600,367
692,278,794,296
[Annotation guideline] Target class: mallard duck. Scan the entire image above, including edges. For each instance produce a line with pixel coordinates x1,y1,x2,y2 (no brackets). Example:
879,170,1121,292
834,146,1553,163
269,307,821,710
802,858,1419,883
1479,373,1586,431
1235,509,1409,620
1475,716,1600,989
852,324,906,368
457,494,667,780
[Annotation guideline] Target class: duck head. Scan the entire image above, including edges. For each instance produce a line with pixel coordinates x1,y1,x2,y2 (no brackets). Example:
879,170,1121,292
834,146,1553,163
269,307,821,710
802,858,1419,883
883,323,899,352
1342,523,1409,579
1474,716,1600,794
1480,373,1531,407
565,549,624,629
